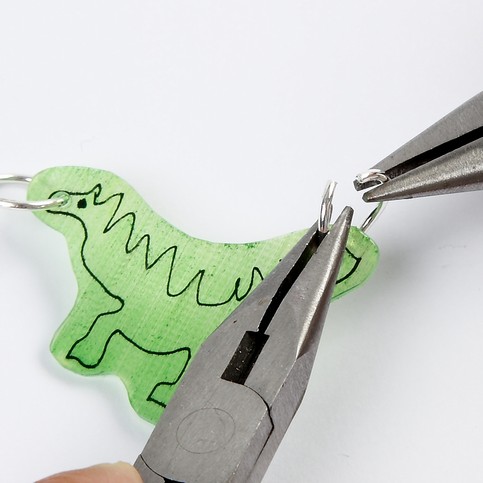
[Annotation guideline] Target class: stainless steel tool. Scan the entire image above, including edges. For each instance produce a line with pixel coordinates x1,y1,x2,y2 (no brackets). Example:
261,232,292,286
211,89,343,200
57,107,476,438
354,91,483,202
134,197,352,482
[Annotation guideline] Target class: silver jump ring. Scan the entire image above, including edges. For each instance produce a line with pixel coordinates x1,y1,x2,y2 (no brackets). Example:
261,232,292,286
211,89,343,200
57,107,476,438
0,174,68,211
356,169,389,232
318,180,337,234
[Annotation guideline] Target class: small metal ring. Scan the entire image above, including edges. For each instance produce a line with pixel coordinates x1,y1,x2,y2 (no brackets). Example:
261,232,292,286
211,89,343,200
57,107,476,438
0,174,68,211
318,181,337,234
356,169,389,232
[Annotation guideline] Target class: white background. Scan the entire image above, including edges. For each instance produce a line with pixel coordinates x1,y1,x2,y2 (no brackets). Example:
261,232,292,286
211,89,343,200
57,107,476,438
1,1,483,482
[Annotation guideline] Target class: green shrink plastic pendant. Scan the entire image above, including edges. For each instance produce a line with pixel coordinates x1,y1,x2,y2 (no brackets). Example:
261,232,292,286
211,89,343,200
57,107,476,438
28,167,379,424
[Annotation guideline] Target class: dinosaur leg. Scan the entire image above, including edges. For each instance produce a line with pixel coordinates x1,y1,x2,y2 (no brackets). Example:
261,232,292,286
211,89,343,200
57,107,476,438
66,311,123,368
89,330,191,423
147,350,192,412
129,348,191,423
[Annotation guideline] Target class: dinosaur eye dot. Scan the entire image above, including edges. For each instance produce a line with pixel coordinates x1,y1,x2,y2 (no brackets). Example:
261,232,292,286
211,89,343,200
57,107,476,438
77,198,87,209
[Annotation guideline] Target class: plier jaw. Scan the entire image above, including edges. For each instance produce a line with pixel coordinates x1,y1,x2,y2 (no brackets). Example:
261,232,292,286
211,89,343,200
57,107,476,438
134,203,353,483
354,92,483,202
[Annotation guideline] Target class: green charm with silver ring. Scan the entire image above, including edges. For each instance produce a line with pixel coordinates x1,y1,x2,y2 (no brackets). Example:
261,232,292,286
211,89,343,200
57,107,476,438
0,167,381,424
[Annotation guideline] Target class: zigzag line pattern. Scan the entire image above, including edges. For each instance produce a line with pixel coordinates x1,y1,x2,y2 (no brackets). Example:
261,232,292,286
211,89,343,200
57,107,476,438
48,183,362,408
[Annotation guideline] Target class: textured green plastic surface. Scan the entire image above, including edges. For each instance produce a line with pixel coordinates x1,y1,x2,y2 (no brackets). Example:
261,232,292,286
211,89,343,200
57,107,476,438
28,167,379,423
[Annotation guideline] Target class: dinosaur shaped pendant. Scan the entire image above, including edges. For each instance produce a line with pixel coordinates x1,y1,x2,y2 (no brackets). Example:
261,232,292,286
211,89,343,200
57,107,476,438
28,166,379,424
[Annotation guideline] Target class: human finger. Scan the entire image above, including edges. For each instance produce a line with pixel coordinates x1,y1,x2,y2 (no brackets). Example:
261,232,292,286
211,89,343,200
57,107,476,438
36,461,143,483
